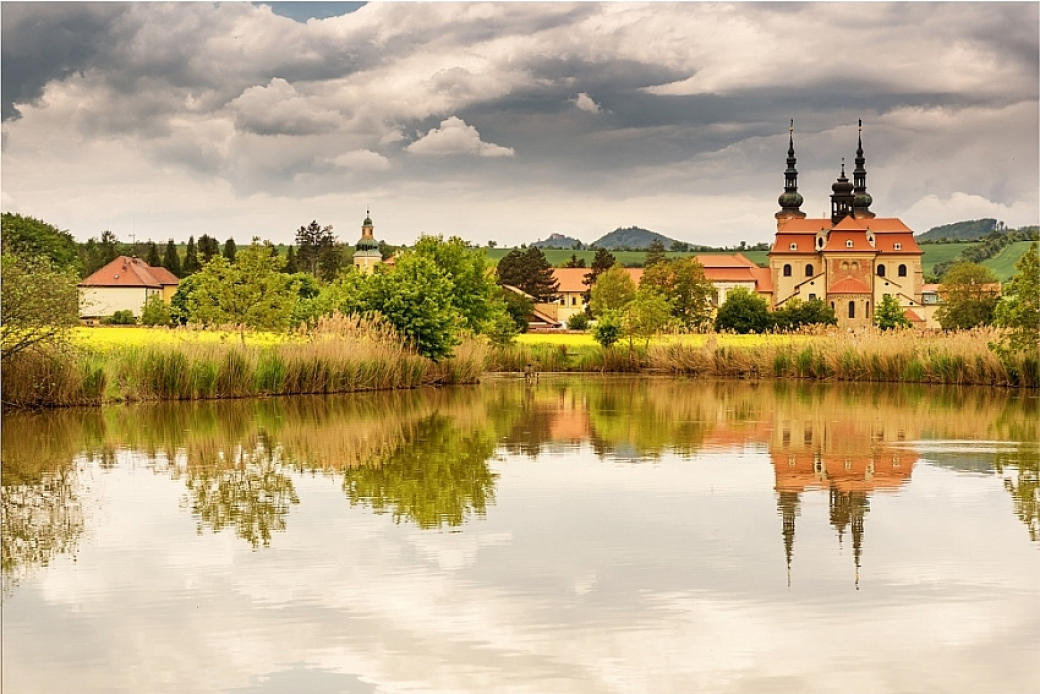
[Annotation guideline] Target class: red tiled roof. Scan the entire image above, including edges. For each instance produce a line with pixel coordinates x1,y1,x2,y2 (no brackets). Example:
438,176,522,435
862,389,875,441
864,218,913,233
749,266,773,293
770,233,819,254
146,266,180,286
828,276,872,294
832,216,868,232
777,218,832,233
874,233,922,254
79,256,176,288
822,231,878,252
552,267,592,293
904,309,924,323
695,253,759,268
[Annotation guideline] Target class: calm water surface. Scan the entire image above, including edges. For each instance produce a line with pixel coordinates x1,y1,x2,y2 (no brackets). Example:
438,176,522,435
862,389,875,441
2,378,1038,694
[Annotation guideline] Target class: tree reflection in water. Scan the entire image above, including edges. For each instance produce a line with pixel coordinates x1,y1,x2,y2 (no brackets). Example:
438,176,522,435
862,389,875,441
2,378,1038,566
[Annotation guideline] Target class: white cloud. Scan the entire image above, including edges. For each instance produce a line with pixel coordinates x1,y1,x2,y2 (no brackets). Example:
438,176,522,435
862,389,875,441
406,116,515,157
573,92,603,114
228,78,342,136
901,192,1037,233
331,149,391,171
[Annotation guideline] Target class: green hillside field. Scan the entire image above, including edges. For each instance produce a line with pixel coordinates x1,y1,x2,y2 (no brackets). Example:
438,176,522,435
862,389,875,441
981,241,1034,281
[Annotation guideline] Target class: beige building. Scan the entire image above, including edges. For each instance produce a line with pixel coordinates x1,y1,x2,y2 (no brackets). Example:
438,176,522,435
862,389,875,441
78,256,179,324
769,123,924,328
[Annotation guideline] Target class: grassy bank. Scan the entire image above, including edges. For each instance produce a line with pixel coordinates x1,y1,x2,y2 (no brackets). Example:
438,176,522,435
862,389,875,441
4,324,1035,408
490,328,1039,388
2,317,486,408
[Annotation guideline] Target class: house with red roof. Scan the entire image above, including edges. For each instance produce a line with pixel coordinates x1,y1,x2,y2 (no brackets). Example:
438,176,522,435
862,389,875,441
768,121,925,328
78,256,179,324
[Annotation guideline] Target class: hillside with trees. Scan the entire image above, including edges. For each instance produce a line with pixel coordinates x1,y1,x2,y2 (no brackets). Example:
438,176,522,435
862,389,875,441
590,227,680,250
917,219,1001,242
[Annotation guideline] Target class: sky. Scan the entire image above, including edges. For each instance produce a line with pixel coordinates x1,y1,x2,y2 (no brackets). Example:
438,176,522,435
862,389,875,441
1,2,1037,249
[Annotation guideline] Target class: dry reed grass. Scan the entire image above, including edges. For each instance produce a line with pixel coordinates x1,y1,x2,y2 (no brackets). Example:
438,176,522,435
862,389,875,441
2,313,486,408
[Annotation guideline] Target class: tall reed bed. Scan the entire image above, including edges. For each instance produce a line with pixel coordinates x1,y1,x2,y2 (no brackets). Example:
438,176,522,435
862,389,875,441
2,315,486,408
488,327,1037,388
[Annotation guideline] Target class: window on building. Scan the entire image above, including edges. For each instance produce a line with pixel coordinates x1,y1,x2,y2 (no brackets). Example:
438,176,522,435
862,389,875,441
846,239,854,248
789,243,797,251
894,243,902,251
877,264,886,277
809,293,817,301
898,264,907,277
783,264,792,277
848,301,856,319
805,264,814,277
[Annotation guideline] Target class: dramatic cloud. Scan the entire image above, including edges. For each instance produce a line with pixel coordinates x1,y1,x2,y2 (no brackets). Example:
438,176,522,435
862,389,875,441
1,2,1036,246
406,116,515,157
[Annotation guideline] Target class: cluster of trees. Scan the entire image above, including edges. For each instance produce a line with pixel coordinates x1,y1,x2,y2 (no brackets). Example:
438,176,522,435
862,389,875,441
171,234,513,359
713,289,837,334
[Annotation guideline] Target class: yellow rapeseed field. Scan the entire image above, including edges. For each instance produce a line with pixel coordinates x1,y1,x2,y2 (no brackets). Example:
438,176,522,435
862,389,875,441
71,326,294,350
516,332,802,348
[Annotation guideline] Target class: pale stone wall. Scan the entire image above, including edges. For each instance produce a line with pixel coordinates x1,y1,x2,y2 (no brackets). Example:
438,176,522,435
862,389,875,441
80,287,157,318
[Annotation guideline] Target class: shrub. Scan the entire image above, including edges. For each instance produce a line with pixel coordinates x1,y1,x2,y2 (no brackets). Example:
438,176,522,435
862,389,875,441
567,312,590,331
103,310,137,325
592,311,623,348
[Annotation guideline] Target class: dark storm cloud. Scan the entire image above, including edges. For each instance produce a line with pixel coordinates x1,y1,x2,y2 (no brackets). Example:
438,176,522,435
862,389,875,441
1,2,130,120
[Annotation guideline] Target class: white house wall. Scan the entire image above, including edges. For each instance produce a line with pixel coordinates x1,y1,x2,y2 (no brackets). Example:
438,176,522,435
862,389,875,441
80,287,157,318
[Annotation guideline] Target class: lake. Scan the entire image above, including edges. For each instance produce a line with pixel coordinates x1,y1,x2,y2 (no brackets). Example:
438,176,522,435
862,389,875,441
2,377,1038,694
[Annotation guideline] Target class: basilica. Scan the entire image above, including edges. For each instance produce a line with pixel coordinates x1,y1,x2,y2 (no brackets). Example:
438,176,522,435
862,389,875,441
768,122,924,327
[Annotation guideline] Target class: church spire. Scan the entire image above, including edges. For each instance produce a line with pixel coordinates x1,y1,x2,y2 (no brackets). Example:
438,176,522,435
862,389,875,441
775,120,806,227
830,157,855,224
852,119,875,219
778,490,801,587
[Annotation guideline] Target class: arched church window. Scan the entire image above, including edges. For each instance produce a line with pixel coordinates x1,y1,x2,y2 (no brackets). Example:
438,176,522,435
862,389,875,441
898,264,907,277
877,264,886,277
783,264,792,277
848,301,856,319
841,261,850,272
805,264,814,277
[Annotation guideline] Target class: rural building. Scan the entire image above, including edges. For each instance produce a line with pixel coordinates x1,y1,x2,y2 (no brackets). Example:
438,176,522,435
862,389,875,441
768,122,924,328
78,256,179,324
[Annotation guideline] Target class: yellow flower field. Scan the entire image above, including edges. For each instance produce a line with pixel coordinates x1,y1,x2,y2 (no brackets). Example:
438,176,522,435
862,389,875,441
515,332,802,348
71,326,294,350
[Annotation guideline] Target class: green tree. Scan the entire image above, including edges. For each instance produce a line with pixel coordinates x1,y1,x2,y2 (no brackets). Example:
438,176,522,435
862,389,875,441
592,310,623,348
873,294,911,331
362,253,462,360
563,253,587,268
412,235,504,335
640,257,715,330
773,297,839,331
994,242,1039,353
145,241,161,268
582,247,617,307
643,239,667,267
500,287,533,333
197,234,220,264
183,236,201,275
714,287,771,334
223,238,237,264
162,239,182,277
187,240,295,341
295,220,339,278
140,294,172,327
0,213,81,274
622,289,672,348
589,265,636,317
936,262,1001,330
170,274,200,325
98,230,122,268
1,253,80,359
496,247,559,302
282,246,299,274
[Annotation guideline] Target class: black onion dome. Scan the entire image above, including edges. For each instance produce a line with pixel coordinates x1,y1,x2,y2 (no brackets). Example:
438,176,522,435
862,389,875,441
779,191,804,209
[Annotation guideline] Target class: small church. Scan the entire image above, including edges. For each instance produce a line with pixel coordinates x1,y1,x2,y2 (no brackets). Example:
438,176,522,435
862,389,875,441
768,122,924,327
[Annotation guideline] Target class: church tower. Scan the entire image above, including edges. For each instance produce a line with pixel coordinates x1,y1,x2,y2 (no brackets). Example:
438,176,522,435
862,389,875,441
830,159,855,224
353,211,382,274
775,120,807,229
851,120,876,220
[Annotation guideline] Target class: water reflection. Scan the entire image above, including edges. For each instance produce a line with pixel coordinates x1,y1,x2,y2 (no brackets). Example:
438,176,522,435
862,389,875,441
2,379,1037,569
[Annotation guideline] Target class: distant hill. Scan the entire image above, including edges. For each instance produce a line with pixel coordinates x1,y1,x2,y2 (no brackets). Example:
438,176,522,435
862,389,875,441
531,233,584,250
917,219,1000,242
590,226,679,250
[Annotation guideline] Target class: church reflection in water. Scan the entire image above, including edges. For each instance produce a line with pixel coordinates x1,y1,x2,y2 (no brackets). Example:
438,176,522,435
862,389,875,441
770,410,917,588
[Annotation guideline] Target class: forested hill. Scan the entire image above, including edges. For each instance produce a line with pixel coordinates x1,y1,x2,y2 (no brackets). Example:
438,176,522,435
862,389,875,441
917,219,1000,242
531,233,584,249
590,226,679,250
